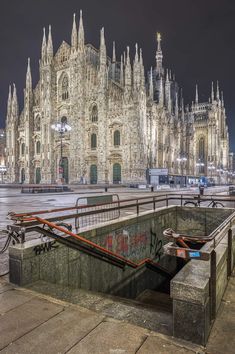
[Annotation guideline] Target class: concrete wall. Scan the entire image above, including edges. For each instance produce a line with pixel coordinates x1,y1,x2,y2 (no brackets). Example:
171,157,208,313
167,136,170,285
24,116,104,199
9,207,178,299
171,226,235,345
9,205,235,345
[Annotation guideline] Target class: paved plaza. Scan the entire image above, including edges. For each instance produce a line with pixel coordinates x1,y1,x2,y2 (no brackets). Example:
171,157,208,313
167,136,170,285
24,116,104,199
0,185,234,353
0,270,234,353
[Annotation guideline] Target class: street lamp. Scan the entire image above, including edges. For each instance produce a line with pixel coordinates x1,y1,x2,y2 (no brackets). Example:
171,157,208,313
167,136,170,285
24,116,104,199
177,156,187,187
51,117,71,184
208,163,215,182
196,159,204,173
216,167,223,185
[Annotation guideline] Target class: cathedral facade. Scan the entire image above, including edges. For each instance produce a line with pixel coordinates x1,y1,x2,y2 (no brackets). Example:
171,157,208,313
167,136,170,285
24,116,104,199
5,12,230,185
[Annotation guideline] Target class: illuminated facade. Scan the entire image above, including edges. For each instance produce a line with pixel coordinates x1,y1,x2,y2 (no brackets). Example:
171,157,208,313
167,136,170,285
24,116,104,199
5,12,230,184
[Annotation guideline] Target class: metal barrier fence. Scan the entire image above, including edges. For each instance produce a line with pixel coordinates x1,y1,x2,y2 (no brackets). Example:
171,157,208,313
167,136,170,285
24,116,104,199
7,192,235,229
75,194,120,231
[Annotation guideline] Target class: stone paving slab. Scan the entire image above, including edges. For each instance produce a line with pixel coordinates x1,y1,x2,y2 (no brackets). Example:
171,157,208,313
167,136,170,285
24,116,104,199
0,296,63,351
0,282,13,294
221,273,235,303
206,273,235,354
28,280,173,335
1,270,235,354
1,307,104,354
0,279,205,354
0,289,33,314
67,318,148,354
136,335,195,354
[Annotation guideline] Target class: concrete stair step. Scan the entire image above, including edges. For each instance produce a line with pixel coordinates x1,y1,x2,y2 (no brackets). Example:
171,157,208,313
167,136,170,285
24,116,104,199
136,289,172,312
27,280,173,335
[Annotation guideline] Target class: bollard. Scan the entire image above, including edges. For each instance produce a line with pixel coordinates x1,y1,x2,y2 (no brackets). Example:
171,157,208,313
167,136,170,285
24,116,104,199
227,229,232,277
210,250,217,320
199,186,204,196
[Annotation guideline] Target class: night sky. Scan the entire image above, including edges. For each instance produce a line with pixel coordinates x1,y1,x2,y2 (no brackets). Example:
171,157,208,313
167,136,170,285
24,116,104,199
0,0,235,148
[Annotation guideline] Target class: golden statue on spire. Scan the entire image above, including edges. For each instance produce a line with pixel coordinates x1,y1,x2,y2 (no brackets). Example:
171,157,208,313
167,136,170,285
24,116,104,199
156,32,161,42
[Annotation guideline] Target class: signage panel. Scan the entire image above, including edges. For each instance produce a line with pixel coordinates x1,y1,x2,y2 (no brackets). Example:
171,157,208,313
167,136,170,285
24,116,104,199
148,168,168,176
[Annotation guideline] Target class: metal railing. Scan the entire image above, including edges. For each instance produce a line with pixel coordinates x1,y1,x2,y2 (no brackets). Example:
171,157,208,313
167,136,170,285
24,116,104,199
7,193,235,228
3,192,235,318
75,194,120,231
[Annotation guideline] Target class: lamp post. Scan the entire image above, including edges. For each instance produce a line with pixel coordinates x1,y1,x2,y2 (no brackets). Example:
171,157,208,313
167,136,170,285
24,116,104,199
208,163,215,184
51,117,71,184
216,167,223,185
196,159,205,184
224,170,229,185
177,156,187,187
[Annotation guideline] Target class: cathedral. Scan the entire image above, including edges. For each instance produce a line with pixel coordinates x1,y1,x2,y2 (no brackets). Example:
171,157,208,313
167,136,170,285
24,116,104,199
5,11,230,185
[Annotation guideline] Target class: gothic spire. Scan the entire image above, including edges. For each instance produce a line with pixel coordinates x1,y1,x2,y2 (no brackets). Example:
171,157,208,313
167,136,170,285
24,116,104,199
175,91,179,118
47,25,53,63
156,32,163,76
139,48,145,87
7,84,12,120
99,27,106,64
149,67,154,100
169,69,172,80
120,54,124,86
211,81,215,101
166,69,169,82
133,43,139,89
165,69,171,112
181,98,185,121
216,81,220,100
221,91,224,107
123,51,126,66
71,13,78,51
78,10,85,50
111,41,116,80
124,46,132,88
181,89,185,121
11,83,19,119
134,43,139,64
195,84,198,104
26,58,32,92
158,76,164,107
41,27,47,64
112,41,116,63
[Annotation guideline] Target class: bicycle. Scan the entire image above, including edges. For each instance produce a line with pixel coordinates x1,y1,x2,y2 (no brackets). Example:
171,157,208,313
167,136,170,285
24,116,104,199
184,199,224,208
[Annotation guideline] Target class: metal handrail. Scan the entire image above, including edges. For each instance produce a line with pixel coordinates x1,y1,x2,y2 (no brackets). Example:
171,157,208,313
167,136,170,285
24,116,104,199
23,215,173,278
9,193,235,219
8,193,235,229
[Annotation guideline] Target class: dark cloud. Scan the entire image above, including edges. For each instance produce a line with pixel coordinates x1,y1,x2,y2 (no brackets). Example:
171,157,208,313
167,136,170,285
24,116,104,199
0,0,235,148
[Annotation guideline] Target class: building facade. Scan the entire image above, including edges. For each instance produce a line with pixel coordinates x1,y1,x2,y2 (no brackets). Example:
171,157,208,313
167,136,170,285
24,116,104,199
5,12,230,184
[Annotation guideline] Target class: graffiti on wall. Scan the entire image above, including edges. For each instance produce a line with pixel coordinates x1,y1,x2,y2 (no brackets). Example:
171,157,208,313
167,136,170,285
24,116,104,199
34,241,58,256
102,225,164,262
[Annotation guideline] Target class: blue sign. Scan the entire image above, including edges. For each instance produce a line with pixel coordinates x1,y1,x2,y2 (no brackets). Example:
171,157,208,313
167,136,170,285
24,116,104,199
189,251,200,258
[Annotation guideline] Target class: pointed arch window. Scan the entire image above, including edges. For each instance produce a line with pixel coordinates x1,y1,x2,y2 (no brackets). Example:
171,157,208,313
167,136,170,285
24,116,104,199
91,133,97,149
36,141,41,154
199,137,205,160
114,130,120,146
91,105,98,122
62,75,69,100
21,143,25,156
